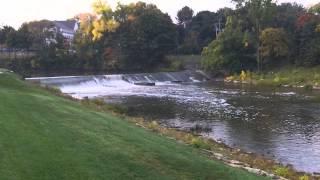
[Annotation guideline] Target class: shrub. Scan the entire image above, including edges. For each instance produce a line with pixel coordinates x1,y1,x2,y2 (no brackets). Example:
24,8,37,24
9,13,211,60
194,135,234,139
299,175,310,180
304,84,313,91
274,166,290,178
191,137,210,150
240,70,247,81
92,99,106,106
148,121,160,131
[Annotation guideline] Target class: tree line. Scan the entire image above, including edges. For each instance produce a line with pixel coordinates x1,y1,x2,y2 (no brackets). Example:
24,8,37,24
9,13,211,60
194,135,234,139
202,0,320,74
0,0,319,75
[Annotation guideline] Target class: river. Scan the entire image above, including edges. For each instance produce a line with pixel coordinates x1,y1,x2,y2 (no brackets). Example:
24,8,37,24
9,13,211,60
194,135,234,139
27,72,320,173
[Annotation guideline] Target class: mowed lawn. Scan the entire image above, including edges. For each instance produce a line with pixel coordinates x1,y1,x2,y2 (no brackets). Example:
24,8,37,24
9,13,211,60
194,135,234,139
0,72,267,180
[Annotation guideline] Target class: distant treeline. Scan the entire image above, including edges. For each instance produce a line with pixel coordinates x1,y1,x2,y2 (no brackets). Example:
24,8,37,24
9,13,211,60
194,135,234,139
202,0,320,74
0,0,320,76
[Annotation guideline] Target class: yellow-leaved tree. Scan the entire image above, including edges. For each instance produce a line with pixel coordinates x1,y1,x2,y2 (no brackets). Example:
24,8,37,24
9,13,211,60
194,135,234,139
91,0,119,41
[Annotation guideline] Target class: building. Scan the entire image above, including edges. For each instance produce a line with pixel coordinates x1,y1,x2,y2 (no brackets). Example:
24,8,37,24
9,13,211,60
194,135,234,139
53,20,79,42
45,20,79,46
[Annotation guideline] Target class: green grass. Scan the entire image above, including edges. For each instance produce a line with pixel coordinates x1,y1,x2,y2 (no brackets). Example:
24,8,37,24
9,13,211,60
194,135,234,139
0,72,267,180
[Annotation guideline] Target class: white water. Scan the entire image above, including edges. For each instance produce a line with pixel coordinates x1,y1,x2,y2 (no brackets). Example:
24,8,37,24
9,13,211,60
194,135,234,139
28,71,207,99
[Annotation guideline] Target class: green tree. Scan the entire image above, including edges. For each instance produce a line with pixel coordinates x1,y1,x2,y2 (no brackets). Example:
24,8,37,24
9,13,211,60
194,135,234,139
177,6,194,28
177,8,231,54
232,0,276,72
115,2,177,70
201,16,256,73
15,24,33,50
23,20,55,50
296,13,320,66
5,30,18,49
259,28,289,68
0,26,15,47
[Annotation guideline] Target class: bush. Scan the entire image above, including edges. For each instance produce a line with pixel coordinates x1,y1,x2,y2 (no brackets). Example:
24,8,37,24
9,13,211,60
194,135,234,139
148,121,160,131
92,99,106,106
299,175,310,180
304,84,313,91
191,137,210,150
274,166,290,178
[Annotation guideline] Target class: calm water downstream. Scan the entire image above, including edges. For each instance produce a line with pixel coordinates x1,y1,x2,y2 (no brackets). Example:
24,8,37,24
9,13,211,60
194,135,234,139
29,74,320,173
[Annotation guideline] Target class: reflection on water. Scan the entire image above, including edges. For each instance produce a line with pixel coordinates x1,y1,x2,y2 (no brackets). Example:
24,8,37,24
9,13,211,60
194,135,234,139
98,82,320,173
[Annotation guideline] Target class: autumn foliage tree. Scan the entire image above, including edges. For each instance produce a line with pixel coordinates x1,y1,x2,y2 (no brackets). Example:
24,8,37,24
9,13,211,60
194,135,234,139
91,0,119,41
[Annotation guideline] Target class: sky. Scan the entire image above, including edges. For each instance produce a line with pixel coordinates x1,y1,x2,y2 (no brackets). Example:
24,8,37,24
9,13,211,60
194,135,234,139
0,0,319,29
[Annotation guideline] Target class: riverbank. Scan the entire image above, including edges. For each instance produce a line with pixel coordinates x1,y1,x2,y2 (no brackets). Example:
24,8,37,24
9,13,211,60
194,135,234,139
0,71,266,179
225,66,320,90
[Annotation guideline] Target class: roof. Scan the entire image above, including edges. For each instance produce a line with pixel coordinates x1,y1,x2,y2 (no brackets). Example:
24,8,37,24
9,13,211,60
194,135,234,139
53,20,77,32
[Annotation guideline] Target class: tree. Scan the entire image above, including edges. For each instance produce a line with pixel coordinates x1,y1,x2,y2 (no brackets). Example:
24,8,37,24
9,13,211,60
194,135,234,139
176,6,194,28
23,20,55,50
5,30,18,49
176,6,195,53
201,16,256,73
74,13,96,37
309,3,320,15
15,24,33,50
177,8,232,54
273,3,305,34
0,26,15,46
259,28,289,68
91,0,119,41
232,0,276,72
295,13,320,66
115,2,177,69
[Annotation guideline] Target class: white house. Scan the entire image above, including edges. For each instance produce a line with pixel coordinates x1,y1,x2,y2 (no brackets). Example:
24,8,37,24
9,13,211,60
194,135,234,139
53,20,79,42
45,20,79,46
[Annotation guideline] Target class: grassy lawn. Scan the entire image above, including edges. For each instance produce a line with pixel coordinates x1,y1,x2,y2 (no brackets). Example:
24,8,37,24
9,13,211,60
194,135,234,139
0,72,267,180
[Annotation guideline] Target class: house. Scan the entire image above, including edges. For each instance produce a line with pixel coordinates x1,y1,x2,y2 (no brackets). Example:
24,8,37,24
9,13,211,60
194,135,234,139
45,20,79,46
53,20,79,42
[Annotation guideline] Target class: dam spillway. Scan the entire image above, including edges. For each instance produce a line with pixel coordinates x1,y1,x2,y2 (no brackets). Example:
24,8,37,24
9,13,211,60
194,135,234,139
25,71,209,99
26,71,208,87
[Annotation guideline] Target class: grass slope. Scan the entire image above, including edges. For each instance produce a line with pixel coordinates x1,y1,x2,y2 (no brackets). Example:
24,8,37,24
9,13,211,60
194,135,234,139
0,72,266,180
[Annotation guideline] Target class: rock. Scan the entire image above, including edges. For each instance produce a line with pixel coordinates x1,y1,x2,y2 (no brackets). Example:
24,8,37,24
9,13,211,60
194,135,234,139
229,164,242,168
213,153,223,158
229,160,243,165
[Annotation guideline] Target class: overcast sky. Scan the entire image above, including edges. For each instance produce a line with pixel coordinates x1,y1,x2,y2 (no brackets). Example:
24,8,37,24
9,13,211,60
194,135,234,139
0,0,318,29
